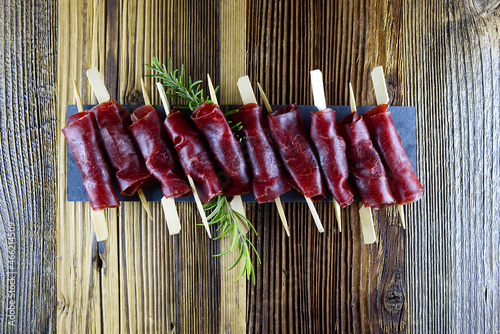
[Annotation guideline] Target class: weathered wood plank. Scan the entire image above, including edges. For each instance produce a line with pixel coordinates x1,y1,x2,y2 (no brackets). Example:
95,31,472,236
219,0,248,332
57,1,107,333
0,0,57,332
401,1,500,333
246,0,406,332
46,0,500,333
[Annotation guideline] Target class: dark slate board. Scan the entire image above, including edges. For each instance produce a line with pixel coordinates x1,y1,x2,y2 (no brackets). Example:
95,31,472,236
66,105,417,203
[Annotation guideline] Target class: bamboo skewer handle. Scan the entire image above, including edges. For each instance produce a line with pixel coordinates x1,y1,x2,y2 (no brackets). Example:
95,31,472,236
349,83,377,244
257,81,324,233
237,75,290,237
310,69,343,232
370,66,406,229
73,80,109,242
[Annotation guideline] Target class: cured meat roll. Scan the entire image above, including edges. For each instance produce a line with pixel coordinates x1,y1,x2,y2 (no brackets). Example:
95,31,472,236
129,105,191,199
164,109,223,203
338,112,395,209
91,99,154,196
363,104,423,204
229,103,290,203
191,102,252,197
310,108,355,207
62,111,119,210
267,104,326,201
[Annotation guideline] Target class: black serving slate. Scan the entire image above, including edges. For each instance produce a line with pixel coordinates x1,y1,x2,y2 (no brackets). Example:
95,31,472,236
66,105,417,203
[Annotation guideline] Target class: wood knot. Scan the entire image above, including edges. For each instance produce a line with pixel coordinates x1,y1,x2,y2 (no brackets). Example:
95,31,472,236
128,90,145,105
472,0,500,14
384,284,404,313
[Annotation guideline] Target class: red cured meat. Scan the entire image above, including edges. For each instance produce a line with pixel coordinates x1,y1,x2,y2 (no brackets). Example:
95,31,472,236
164,109,223,203
191,102,252,197
91,99,154,196
62,111,119,210
338,112,395,209
363,104,423,205
229,103,290,203
267,104,326,201
129,105,191,199
310,108,355,207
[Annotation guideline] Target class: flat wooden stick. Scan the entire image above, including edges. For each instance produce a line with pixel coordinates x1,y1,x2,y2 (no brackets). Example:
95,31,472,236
237,75,290,236
86,68,151,217
140,78,151,105
136,188,152,219
349,82,377,244
310,69,343,232
370,67,406,229
207,74,219,105
156,82,172,114
256,82,273,115
74,80,108,241
187,175,212,238
86,68,110,104
206,74,248,224
371,66,390,105
156,82,211,237
258,82,324,233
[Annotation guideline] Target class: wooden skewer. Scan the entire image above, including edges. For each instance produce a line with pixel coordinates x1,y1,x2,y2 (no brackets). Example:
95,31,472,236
237,75,290,237
309,69,343,232
156,82,212,238
257,82,325,233
73,80,109,242
206,74,249,234
349,83,377,244
138,79,183,234
86,68,152,218
370,67,406,229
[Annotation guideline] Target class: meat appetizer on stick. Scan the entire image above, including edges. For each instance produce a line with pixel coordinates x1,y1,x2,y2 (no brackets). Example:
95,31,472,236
148,58,260,283
235,75,291,236
369,67,424,228
309,69,353,232
127,79,191,235
346,83,379,243
61,81,117,241
86,68,154,218
156,81,214,237
257,83,326,233
202,74,251,226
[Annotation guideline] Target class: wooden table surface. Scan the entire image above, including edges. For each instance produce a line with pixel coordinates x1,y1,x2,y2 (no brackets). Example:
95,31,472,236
0,0,499,333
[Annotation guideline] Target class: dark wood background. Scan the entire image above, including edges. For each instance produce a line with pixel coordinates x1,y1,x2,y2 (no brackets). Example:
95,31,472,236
0,0,499,333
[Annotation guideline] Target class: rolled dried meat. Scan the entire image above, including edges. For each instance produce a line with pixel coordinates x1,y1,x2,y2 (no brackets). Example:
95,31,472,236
191,102,252,197
129,105,191,199
338,112,395,209
62,111,120,210
229,103,290,203
310,108,355,207
267,104,326,201
363,104,423,204
91,99,154,196
164,109,223,203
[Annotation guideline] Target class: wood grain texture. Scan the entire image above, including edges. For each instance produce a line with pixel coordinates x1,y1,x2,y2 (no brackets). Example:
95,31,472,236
246,0,406,332
0,0,57,332
0,0,495,333
401,1,500,333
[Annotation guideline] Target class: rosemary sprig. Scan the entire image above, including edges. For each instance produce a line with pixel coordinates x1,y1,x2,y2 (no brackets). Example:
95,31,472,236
147,57,259,283
203,196,261,284
146,57,215,110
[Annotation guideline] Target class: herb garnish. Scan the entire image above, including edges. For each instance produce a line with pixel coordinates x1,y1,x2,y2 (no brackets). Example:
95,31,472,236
147,57,260,283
